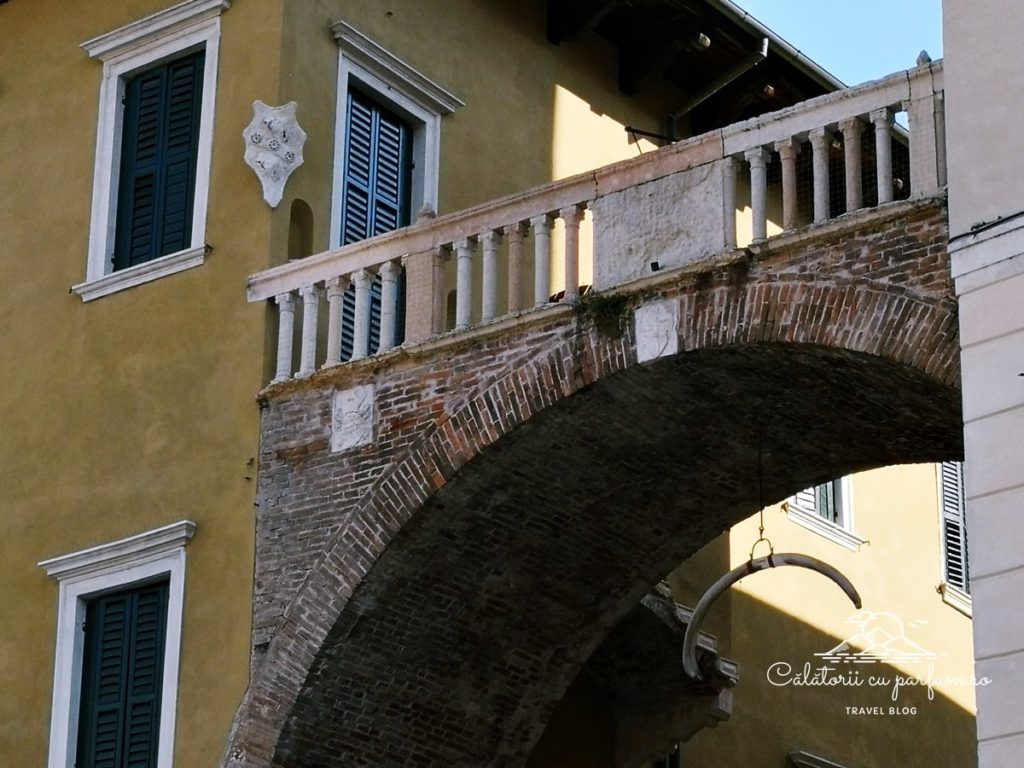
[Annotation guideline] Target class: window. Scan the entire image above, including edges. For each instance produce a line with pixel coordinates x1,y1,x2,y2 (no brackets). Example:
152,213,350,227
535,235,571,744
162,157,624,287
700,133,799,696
73,0,226,302
329,21,462,359
794,481,844,525
337,90,413,359
39,521,195,768
786,476,865,551
938,461,971,614
329,20,463,246
114,50,205,271
76,581,169,767
339,90,413,245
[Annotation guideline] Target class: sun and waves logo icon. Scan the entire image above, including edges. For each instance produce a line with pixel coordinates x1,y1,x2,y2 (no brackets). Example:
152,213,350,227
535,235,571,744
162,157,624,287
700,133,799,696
816,611,941,665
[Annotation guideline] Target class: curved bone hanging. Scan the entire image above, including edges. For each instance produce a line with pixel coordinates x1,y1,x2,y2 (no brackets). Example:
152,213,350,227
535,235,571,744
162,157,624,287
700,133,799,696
681,553,863,680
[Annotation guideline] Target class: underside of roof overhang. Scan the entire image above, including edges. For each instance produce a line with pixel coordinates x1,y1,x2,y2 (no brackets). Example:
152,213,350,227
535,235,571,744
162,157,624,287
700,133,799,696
546,0,842,138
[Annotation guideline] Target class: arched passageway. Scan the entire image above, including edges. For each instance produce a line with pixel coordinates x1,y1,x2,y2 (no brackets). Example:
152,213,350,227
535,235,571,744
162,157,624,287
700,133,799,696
270,344,960,767
224,197,958,768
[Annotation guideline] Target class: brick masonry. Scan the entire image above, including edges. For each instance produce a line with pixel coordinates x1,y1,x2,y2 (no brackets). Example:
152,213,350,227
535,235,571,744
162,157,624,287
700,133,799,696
224,198,960,767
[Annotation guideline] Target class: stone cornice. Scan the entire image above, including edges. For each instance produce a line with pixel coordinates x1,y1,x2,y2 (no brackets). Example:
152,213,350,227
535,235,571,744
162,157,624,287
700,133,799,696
39,520,196,581
82,0,229,60
330,20,464,115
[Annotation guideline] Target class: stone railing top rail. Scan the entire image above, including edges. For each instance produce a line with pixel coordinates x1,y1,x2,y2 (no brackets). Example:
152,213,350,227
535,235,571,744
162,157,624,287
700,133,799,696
246,60,944,303
246,131,721,301
721,59,942,153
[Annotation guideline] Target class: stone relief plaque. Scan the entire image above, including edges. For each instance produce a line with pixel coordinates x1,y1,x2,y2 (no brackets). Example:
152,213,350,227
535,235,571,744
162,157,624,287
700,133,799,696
243,100,306,208
332,384,376,453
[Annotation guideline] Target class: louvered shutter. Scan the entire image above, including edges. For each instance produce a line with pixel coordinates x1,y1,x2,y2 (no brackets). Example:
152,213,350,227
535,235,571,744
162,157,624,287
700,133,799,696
793,487,817,513
815,482,838,523
114,51,204,271
338,91,411,360
940,461,970,593
77,582,169,768
792,482,841,523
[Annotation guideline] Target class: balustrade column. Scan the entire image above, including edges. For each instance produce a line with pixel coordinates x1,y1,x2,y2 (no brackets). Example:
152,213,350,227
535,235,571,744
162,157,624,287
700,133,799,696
432,247,449,335
774,138,799,230
377,260,401,354
871,107,894,204
297,285,320,378
505,222,525,313
351,268,373,360
722,156,739,248
324,277,348,367
531,214,553,306
808,126,831,223
744,148,770,242
481,231,500,321
560,205,583,305
454,238,474,330
839,118,864,212
272,292,296,383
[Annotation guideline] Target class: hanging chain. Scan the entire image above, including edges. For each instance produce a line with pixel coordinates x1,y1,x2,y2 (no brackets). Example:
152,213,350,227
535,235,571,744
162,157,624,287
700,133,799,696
750,425,774,561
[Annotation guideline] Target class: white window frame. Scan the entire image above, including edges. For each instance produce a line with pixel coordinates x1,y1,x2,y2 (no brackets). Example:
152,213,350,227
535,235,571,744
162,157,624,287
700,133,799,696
329,21,464,249
786,476,866,551
38,520,196,768
936,461,972,617
73,0,228,302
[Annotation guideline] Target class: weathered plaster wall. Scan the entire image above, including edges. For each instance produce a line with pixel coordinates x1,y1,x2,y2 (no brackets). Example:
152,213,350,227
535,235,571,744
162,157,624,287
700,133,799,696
0,2,711,765
0,1,284,764
269,0,669,267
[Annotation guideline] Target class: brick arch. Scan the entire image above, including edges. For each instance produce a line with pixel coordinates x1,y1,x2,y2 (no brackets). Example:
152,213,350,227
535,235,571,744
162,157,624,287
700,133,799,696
224,233,960,767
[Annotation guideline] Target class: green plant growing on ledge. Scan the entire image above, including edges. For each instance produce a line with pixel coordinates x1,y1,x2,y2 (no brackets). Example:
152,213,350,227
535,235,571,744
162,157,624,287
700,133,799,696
577,290,629,338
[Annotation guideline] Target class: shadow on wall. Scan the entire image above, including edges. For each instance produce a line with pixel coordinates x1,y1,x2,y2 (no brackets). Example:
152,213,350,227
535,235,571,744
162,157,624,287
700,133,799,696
528,586,978,768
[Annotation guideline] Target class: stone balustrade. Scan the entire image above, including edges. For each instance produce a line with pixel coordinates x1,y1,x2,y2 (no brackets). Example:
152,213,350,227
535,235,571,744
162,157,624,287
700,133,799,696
249,61,945,385
720,59,945,245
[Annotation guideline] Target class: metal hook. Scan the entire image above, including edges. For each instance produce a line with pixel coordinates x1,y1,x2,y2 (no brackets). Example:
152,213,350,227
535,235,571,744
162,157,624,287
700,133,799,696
748,535,774,562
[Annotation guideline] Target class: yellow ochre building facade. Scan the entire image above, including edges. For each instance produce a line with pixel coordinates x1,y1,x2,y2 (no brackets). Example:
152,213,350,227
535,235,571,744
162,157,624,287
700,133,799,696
0,0,977,766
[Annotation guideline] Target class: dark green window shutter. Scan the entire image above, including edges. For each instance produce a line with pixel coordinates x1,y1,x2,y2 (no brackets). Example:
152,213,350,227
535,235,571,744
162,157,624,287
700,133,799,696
114,50,204,271
940,461,970,593
792,481,841,525
338,91,411,360
76,581,169,768
815,482,839,524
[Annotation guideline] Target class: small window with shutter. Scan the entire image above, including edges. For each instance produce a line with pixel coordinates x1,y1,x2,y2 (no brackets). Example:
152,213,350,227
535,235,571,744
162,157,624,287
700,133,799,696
939,461,970,595
39,521,193,768
337,90,412,359
75,580,170,768
75,4,225,301
113,51,205,271
791,479,845,526
786,477,865,551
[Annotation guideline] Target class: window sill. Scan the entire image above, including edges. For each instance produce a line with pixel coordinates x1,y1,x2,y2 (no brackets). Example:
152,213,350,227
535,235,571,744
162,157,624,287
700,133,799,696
789,751,849,768
71,245,205,302
785,503,866,552
939,582,972,617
